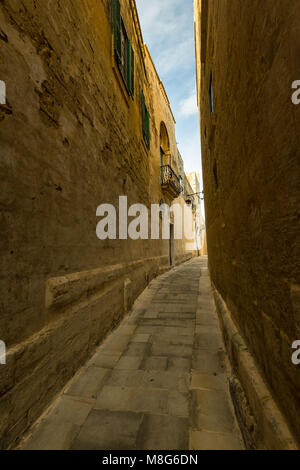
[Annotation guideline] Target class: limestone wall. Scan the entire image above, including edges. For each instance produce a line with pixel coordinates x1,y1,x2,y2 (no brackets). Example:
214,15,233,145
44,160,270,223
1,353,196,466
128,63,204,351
196,0,300,445
0,0,192,448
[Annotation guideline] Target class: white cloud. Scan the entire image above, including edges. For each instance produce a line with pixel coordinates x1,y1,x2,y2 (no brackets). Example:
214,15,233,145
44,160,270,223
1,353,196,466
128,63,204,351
177,129,201,173
136,0,192,79
178,92,198,118
136,0,203,184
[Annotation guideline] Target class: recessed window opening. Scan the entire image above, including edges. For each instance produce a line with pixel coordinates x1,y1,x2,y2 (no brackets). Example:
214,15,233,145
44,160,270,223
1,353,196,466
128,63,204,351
209,71,214,117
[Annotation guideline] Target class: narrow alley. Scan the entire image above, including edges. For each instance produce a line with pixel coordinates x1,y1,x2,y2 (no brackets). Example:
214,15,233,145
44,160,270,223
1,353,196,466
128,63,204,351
19,258,243,451
1,0,299,454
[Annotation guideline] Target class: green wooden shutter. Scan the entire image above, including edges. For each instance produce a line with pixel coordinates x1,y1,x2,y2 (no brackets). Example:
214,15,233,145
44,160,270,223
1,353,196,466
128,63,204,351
141,91,150,147
113,0,121,60
130,46,135,96
126,39,133,94
146,109,150,147
141,91,146,137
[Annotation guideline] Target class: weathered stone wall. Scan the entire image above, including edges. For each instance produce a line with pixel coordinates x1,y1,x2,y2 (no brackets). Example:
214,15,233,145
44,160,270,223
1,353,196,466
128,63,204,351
197,0,300,445
0,0,192,448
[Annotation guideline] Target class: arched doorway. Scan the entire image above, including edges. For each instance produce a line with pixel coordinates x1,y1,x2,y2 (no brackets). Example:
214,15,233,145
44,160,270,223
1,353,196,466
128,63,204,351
160,123,174,266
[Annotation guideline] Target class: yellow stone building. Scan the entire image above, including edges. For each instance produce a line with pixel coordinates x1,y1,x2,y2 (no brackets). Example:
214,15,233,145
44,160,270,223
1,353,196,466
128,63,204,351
194,0,300,449
0,0,196,448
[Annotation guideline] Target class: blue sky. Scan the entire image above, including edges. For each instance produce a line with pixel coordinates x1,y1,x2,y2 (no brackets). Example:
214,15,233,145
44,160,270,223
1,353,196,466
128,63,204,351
135,0,202,179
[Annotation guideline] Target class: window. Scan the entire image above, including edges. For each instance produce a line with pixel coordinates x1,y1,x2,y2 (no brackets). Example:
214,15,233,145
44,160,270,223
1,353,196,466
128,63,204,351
113,0,134,96
209,71,214,117
141,91,150,148
179,176,183,194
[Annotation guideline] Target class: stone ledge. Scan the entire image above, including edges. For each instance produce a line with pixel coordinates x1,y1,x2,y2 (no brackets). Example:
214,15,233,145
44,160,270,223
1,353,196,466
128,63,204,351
46,255,170,312
175,253,193,266
1,254,192,449
212,284,298,450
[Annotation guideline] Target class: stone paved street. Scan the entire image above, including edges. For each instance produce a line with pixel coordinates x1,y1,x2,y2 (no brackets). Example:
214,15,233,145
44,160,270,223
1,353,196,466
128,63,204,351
20,258,244,450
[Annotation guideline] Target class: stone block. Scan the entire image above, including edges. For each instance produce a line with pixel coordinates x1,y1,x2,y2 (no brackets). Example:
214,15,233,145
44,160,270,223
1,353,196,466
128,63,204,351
124,342,150,357
131,334,151,343
190,430,243,450
194,328,223,350
127,388,168,414
168,357,191,371
115,355,143,370
22,396,93,450
191,389,236,434
105,369,145,388
137,414,189,450
191,372,227,391
168,391,189,418
151,342,193,358
141,356,168,371
104,335,132,353
192,349,226,374
143,371,189,392
94,386,133,411
87,351,122,369
71,410,143,450
64,366,109,399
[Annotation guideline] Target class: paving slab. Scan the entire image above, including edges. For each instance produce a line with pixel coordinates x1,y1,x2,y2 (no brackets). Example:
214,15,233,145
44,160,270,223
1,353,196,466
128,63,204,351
105,369,145,388
190,430,244,450
142,370,187,390
131,334,151,343
141,356,168,371
194,329,223,350
19,258,244,451
191,372,227,391
103,335,132,353
191,389,237,434
167,391,189,418
136,414,189,450
64,366,109,399
192,349,226,374
125,342,151,357
168,357,192,372
87,352,121,369
115,355,143,370
71,410,143,450
22,396,94,450
94,386,134,411
127,388,169,415
151,342,193,358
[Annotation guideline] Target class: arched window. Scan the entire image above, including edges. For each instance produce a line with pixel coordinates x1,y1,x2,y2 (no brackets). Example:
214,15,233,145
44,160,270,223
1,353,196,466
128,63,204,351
160,121,170,176
160,122,170,156
209,71,214,117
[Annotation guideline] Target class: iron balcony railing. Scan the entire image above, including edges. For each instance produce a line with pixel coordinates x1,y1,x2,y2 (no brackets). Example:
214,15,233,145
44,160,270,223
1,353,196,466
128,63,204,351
161,165,182,196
